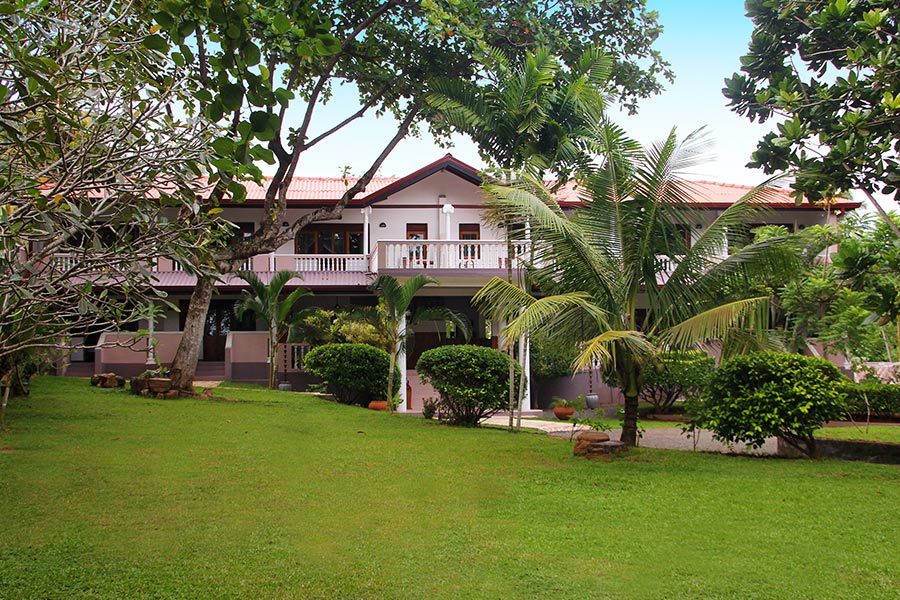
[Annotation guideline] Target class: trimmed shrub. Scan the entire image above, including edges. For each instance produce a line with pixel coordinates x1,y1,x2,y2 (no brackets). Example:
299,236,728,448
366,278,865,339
416,344,523,426
845,382,900,419
639,350,715,413
688,352,849,457
303,343,400,406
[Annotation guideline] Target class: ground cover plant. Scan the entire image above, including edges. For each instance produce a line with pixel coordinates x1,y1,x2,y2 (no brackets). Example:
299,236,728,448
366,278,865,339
1,377,899,599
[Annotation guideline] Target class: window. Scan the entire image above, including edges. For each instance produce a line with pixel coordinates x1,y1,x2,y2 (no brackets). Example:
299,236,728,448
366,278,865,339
296,224,364,255
231,222,255,239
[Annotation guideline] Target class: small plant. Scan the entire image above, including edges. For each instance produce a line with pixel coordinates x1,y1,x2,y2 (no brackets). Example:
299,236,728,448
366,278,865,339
137,366,170,379
306,382,329,394
550,396,580,409
422,397,438,420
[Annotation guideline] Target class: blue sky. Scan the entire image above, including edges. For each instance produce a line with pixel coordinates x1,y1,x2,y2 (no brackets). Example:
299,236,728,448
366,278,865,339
292,2,776,186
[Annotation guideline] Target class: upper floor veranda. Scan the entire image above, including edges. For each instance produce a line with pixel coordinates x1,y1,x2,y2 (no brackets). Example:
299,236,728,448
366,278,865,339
50,154,862,290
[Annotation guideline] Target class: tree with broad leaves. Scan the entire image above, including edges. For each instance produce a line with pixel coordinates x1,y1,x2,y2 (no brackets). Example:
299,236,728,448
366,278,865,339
0,1,219,384
153,0,674,392
724,0,900,234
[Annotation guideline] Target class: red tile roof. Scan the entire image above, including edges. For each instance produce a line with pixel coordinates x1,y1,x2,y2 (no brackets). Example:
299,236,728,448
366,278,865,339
550,179,861,211
209,153,860,211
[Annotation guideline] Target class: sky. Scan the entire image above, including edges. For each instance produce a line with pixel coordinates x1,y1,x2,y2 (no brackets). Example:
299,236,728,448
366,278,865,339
291,2,777,186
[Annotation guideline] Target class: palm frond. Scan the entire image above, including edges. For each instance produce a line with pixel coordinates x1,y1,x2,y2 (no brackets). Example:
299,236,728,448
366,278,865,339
657,297,770,351
574,329,654,372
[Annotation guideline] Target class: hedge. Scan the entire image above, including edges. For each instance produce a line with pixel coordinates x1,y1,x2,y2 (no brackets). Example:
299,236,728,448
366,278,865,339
303,343,400,406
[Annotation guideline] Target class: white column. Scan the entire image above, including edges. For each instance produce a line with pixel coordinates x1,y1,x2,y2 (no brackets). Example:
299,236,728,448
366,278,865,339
362,206,372,254
519,333,531,410
441,203,455,240
398,311,408,412
145,301,156,365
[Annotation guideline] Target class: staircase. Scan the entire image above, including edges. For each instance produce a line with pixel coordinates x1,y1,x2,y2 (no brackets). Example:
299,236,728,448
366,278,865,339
195,361,226,381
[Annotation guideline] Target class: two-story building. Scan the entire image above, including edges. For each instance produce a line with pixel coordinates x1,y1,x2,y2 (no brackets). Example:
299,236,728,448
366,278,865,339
60,154,861,411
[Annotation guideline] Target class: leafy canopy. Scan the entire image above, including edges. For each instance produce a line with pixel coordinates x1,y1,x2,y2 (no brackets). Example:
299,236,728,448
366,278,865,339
724,0,900,201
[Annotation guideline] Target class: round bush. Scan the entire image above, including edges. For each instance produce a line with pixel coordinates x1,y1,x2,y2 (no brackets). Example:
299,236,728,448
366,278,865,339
689,352,848,457
304,343,400,406
416,344,524,426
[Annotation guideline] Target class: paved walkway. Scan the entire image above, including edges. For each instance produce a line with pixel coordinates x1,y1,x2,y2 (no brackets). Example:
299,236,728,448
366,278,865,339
482,415,779,455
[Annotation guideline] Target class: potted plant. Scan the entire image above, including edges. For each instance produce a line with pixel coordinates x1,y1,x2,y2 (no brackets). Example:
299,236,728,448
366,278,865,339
551,396,580,420
131,366,172,395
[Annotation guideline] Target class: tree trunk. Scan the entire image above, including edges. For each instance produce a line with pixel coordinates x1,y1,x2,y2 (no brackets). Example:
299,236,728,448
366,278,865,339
620,392,639,446
170,276,215,392
0,373,10,430
268,335,276,390
387,351,396,414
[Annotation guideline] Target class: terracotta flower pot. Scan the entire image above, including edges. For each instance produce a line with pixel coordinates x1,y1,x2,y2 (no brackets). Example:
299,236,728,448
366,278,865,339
368,400,389,411
553,406,575,420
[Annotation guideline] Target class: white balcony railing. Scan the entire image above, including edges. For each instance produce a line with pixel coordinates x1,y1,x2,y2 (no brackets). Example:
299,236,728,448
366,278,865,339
294,254,368,272
373,240,529,271
55,242,525,278
53,253,80,271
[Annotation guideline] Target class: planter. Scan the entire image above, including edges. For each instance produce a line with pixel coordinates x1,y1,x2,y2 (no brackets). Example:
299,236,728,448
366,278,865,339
277,382,293,392
584,394,600,409
130,377,148,395
368,400,389,411
147,377,173,394
553,406,575,420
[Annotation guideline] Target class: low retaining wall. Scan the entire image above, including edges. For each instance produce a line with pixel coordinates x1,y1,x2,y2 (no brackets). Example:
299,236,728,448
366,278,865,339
778,437,900,464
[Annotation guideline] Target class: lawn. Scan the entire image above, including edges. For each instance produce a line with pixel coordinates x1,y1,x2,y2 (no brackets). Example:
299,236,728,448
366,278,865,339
817,424,900,444
1,377,899,600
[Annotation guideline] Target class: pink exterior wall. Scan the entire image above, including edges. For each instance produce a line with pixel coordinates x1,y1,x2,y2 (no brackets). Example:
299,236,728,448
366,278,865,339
228,332,269,362
406,369,439,412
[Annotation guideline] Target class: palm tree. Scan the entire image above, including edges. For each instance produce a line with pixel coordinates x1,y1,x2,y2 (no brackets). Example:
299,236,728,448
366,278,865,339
475,126,793,445
234,270,313,389
370,274,471,412
427,46,608,183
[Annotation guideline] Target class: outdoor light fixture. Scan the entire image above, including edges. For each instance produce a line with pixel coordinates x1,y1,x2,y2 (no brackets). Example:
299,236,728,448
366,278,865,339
379,222,387,228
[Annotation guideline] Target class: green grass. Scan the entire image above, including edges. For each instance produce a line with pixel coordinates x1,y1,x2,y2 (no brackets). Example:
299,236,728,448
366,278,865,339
1,377,899,599
817,424,900,444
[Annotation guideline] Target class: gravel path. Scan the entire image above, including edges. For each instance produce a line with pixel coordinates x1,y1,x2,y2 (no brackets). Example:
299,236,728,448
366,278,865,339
482,415,779,455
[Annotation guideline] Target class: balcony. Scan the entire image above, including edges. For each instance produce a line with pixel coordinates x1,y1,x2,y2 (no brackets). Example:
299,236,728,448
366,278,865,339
371,240,528,272
59,240,528,279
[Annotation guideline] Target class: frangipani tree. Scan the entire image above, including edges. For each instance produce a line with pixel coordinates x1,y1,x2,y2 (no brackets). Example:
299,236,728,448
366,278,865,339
370,274,471,412
235,270,312,389
475,126,794,445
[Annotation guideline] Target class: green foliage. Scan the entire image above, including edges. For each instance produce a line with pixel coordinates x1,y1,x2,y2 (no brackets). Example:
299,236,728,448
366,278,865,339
303,344,400,406
234,270,312,389
529,332,577,381
844,382,900,419
724,0,900,201
416,345,523,426
290,307,336,347
475,128,787,445
0,0,219,361
688,352,849,457
639,350,715,413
